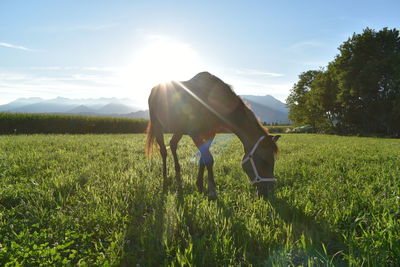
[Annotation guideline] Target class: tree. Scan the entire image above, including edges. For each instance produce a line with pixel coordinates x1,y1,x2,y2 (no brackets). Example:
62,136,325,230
332,27,400,134
286,70,322,128
287,27,400,136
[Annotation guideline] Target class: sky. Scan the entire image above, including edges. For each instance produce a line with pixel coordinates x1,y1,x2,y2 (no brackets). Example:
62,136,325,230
1,0,399,108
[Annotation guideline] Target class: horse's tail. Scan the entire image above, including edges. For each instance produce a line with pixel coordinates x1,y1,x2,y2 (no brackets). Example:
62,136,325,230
145,119,156,157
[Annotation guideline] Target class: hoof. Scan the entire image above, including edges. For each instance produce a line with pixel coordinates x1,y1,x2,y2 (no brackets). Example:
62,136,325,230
196,182,204,193
208,190,218,200
162,177,170,191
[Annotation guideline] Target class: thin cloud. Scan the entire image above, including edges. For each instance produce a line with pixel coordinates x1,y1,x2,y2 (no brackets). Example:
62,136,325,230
235,68,284,77
0,42,33,51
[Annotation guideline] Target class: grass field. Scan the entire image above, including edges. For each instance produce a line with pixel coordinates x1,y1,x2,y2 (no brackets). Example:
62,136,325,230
0,134,399,266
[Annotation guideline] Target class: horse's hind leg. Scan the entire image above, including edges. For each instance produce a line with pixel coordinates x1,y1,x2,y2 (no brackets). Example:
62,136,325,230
156,133,167,180
170,133,182,178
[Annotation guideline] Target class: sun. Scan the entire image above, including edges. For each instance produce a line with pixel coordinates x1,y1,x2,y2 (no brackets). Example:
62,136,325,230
136,40,200,82
120,38,203,107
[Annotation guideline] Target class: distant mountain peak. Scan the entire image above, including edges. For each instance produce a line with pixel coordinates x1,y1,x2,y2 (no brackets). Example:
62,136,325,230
240,95,287,113
96,102,137,114
239,95,289,123
67,105,95,114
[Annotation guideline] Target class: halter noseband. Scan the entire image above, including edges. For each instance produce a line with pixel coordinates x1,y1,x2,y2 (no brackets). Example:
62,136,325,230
241,136,277,184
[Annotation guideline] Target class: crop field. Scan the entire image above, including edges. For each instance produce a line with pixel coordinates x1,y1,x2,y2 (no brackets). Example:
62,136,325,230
0,134,399,266
0,113,148,134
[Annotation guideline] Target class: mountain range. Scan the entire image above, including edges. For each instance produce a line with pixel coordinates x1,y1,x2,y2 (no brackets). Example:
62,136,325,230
0,95,289,124
0,97,140,115
240,95,288,124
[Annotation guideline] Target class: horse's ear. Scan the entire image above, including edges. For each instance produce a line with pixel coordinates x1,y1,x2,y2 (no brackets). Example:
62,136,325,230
271,135,281,142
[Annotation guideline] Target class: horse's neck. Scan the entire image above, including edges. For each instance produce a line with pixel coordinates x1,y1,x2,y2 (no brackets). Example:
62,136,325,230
229,108,265,152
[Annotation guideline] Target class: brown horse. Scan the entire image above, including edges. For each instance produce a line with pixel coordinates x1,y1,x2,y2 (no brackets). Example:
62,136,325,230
145,72,280,198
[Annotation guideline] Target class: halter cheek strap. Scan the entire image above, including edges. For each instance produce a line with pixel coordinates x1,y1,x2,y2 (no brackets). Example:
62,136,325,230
242,136,277,184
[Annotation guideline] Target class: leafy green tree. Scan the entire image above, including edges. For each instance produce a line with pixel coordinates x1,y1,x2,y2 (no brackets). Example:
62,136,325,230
286,70,321,128
287,70,334,130
308,69,340,129
288,27,400,136
332,27,400,134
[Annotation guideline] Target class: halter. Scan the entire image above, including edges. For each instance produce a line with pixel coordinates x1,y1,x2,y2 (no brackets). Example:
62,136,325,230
241,136,277,185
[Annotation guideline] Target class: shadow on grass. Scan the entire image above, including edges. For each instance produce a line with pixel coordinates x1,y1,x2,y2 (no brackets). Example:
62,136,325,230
209,191,349,265
120,173,187,266
119,175,349,266
119,183,167,266
213,198,283,265
268,196,348,265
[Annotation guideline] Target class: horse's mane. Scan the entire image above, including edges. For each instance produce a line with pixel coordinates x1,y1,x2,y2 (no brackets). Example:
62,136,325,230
189,72,278,154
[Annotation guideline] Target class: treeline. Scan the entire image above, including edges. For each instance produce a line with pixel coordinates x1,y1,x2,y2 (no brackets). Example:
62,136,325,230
0,113,148,134
287,28,400,136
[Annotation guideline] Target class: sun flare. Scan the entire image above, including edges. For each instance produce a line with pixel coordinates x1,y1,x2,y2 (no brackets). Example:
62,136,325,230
120,38,203,107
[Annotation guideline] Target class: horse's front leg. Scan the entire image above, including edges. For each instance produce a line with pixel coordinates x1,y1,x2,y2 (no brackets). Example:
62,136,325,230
205,161,216,198
197,164,205,193
192,135,216,198
204,135,216,198
192,136,205,193
204,150,216,199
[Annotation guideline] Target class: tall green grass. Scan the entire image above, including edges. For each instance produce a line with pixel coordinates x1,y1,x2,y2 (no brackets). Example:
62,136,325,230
0,113,148,134
0,134,398,265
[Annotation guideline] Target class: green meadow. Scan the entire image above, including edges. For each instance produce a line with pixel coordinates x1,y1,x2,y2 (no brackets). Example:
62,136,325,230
0,134,399,266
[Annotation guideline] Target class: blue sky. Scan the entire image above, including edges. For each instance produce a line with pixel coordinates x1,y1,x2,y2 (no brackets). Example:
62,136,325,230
1,0,399,108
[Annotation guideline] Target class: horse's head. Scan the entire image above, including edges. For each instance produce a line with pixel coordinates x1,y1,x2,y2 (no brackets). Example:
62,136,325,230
242,134,280,198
